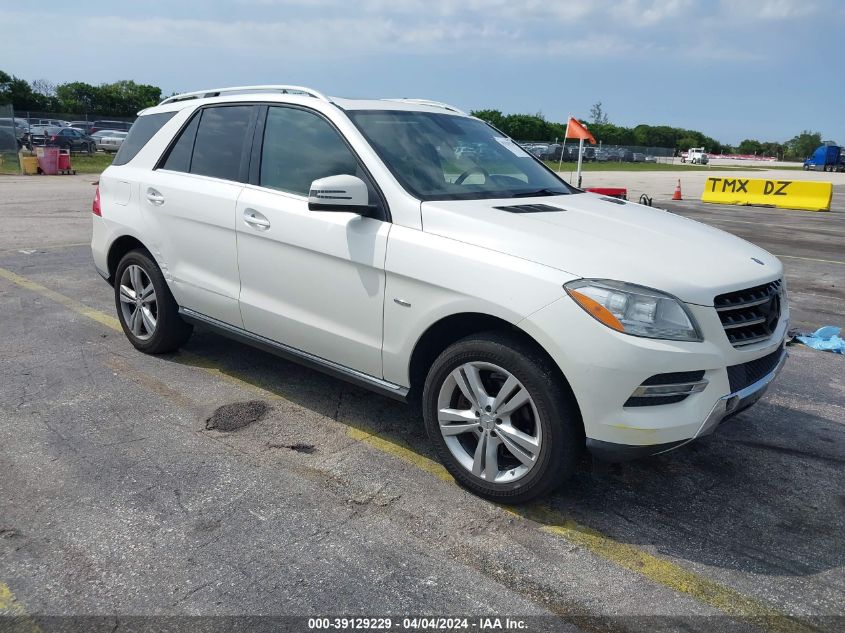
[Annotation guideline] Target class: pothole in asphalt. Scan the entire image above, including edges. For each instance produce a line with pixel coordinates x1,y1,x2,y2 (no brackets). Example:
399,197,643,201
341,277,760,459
205,400,269,432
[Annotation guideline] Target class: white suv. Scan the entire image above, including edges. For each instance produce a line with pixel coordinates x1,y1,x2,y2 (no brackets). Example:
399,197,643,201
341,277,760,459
92,85,788,502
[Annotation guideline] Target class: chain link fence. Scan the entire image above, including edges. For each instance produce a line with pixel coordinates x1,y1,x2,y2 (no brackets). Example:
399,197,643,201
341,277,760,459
0,103,21,174
17,111,136,126
517,141,678,164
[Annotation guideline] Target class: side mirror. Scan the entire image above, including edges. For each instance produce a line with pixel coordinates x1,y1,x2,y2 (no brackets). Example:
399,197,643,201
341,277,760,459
308,175,376,216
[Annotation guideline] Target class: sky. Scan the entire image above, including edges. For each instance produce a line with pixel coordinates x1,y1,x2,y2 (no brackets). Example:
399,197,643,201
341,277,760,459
2,0,843,145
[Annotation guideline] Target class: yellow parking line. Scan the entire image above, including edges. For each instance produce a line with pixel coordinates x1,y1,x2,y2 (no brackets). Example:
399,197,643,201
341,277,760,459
0,265,819,632
0,581,41,632
0,267,121,332
778,254,845,266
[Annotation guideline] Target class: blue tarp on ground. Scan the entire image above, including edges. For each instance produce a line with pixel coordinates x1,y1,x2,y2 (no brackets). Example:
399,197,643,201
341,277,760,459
795,326,845,354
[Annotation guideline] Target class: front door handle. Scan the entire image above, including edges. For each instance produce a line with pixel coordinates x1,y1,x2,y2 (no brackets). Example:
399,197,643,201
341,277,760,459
243,208,270,230
146,188,165,206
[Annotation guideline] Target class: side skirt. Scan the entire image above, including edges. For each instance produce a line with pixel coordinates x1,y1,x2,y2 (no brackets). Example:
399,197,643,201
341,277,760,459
179,308,409,402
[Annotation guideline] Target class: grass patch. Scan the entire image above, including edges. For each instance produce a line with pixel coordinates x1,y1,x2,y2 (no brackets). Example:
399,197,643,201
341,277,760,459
0,151,114,176
66,152,115,174
0,153,21,175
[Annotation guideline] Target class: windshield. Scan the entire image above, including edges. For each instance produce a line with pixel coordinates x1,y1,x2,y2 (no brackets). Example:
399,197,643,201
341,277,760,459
347,110,576,201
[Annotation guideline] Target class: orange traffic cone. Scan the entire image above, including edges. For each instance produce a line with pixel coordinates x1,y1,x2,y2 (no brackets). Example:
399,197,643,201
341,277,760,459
672,179,683,201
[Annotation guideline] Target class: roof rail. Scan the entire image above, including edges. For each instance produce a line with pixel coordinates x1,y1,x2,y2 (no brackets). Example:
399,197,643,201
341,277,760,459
159,85,330,106
382,98,466,115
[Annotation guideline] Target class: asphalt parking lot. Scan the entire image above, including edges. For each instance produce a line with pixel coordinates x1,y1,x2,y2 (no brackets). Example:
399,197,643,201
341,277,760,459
0,174,843,632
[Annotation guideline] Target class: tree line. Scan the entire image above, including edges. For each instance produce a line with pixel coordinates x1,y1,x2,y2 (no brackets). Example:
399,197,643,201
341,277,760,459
0,71,826,160
0,70,160,118
471,103,824,160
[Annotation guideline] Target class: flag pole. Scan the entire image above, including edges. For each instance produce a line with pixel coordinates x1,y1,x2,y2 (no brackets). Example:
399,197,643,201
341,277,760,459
558,116,570,174
576,137,584,188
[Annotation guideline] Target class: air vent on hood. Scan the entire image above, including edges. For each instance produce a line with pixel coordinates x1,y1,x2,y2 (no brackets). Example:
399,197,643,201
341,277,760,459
493,204,564,214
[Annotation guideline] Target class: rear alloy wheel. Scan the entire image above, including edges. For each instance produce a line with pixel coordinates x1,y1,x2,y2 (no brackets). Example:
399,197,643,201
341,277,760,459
423,333,582,503
114,249,192,354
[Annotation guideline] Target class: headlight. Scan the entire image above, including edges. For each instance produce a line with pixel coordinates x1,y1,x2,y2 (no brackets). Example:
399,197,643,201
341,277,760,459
564,279,702,342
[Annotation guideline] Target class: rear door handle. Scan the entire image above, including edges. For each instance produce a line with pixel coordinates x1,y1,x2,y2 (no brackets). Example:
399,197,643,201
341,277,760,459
146,188,165,206
243,208,270,230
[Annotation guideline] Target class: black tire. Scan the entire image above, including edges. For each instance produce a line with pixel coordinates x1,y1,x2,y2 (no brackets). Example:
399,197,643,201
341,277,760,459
422,332,583,503
114,249,192,354
803,164,809,171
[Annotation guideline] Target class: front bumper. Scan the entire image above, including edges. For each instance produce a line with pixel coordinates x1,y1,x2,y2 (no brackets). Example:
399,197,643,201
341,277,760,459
519,292,790,454
586,347,788,462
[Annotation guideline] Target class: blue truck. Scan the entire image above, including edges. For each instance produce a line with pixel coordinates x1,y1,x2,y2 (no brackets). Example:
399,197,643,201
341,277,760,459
803,144,845,172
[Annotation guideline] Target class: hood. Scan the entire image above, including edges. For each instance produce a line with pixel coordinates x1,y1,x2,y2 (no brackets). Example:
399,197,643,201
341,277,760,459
420,193,782,306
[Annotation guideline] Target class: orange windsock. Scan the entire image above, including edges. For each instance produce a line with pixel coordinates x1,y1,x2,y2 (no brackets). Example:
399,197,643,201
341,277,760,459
565,117,596,144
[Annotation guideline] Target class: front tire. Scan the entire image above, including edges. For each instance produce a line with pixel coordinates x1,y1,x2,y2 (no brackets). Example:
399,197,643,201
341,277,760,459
114,249,192,354
422,332,583,503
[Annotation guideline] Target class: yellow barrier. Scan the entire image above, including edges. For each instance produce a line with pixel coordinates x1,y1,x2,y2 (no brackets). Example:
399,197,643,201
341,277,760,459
701,177,832,212
21,156,39,175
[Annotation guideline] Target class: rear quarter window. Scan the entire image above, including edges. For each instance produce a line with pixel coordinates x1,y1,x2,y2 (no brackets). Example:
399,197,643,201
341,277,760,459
112,112,176,166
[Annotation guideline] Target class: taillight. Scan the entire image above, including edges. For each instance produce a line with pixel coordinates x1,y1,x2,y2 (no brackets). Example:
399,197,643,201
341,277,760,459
50,135,58,141
92,186,101,216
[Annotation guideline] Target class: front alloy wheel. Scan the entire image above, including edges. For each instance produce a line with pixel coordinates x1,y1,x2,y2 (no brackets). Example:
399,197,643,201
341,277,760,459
437,361,541,484
423,333,583,503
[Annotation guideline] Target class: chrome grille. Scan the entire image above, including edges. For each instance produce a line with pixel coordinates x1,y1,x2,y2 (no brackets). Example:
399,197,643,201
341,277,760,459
714,280,782,348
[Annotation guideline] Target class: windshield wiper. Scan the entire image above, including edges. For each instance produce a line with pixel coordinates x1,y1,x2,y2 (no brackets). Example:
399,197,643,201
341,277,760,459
510,188,568,198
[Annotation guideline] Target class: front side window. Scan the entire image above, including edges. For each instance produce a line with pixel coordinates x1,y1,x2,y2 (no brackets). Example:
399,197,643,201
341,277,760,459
190,106,255,182
260,106,358,196
348,110,577,201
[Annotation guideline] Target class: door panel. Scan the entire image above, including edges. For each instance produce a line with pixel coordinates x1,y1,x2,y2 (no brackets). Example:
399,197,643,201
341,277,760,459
236,186,389,377
140,170,244,327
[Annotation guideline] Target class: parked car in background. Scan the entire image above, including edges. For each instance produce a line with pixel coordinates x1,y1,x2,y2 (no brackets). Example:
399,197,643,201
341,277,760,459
0,118,30,148
70,121,95,134
632,152,646,163
98,131,129,153
30,118,71,128
31,126,96,153
90,120,133,134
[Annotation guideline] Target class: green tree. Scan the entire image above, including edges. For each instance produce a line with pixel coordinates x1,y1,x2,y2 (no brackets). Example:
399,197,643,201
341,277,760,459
785,130,822,160
737,139,763,155
470,109,506,131
55,81,100,113
0,71,50,110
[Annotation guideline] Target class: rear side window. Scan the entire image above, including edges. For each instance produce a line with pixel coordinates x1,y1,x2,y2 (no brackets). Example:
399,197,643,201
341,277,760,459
160,113,200,173
113,112,175,166
260,106,358,195
189,106,255,182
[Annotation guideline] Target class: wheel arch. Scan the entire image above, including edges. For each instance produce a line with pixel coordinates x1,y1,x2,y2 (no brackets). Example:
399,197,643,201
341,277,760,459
407,312,579,411
106,235,151,284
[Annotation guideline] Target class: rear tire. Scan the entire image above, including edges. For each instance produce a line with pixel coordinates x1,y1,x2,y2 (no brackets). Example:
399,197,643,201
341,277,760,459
114,249,192,354
422,332,583,503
